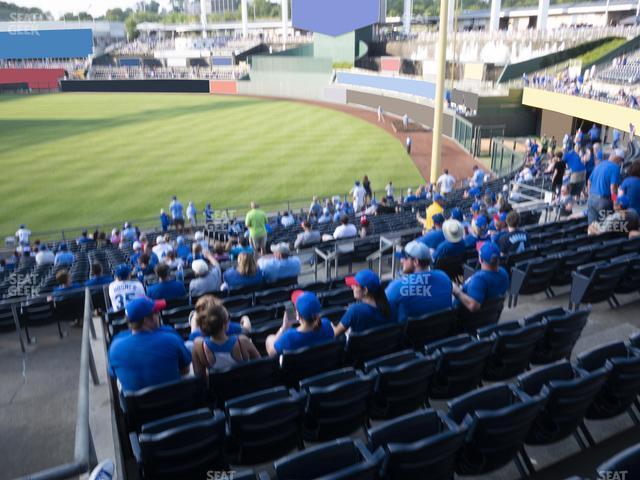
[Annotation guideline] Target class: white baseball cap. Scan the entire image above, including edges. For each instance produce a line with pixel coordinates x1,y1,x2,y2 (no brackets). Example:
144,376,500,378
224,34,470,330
192,259,209,276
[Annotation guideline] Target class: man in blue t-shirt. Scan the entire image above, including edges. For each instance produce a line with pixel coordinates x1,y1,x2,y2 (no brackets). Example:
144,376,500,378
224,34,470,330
169,196,185,231
588,124,601,144
417,213,445,250
385,241,453,323
497,211,530,254
266,291,334,356
620,161,640,213
587,155,622,224
147,263,186,301
108,297,191,391
54,243,74,267
432,219,466,263
453,242,509,312
85,262,113,288
563,145,586,196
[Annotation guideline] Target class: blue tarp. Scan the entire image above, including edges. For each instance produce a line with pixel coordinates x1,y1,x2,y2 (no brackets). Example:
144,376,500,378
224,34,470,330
336,72,437,100
0,29,92,60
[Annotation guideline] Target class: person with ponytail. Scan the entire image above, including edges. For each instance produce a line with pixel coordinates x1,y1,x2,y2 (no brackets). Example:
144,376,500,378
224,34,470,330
191,302,260,376
266,290,334,356
334,269,393,337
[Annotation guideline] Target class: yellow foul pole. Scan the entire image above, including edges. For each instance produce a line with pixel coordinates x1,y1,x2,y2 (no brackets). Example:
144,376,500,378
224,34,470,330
430,0,449,183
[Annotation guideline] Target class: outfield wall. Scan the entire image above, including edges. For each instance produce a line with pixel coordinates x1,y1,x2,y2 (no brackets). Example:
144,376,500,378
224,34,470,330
61,79,210,93
0,68,65,89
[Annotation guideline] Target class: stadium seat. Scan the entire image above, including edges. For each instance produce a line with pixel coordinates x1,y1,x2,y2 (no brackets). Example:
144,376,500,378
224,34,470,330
363,349,435,419
630,331,640,348
551,249,594,286
525,308,590,364
129,408,227,479
299,367,373,441
163,295,189,310
477,320,546,380
120,376,207,432
424,334,493,399
273,438,379,480
21,299,62,342
366,409,464,480
344,323,405,368
320,287,355,307
597,442,640,480
207,356,279,409
576,341,640,443
447,383,543,476
434,254,464,281
517,361,607,457
456,295,505,334
254,286,293,306
225,386,305,464
613,254,640,298
509,256,562,307
569,258,628,310
221,293,255,312
0,303,17,332
320,306,348,324
279,340,344,388
405,308,458,350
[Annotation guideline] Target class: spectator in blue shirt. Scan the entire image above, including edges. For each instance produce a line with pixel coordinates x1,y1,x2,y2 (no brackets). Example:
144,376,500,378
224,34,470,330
334,269,393,336
148,263,186,301
54,243,74,267
108,297,191,391
470,165,484,189
266,291,335,356
204,203,214,223
229,236,254,261
76,229,92,246
175,236,190,261
223,252,263,291
564,145,586,196
160,209,170,233
587,155,623,224
497,210,530,254
464,215,490,250
404,188,418,203
257,243,301,284
121,222,137,243
432,219,466,263
417,213,445,250
85,263,113,288
385,241,453,323
620,161,640,213
588,124,601,144
169,195,185,231
452,242,509,313
129,241,142,266
51,269,81,301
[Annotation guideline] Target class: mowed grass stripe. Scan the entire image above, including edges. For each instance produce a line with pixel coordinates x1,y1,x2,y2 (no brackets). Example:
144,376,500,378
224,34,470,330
0,93,421,234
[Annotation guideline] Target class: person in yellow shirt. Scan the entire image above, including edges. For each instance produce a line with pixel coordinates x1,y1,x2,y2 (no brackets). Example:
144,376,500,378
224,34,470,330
417,193,445,232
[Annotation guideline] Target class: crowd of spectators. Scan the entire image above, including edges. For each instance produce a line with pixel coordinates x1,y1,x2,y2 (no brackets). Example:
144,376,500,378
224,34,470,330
87,65,246,80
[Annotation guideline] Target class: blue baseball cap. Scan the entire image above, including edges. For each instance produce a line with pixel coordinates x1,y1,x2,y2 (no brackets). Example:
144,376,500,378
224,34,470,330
125,297,166,324
450,208,463,222
291,290,321,320
616,195,630,209
479,242,501,264
433,193,444,202
345,269,381,293
115,264,131,280
471,202,481,212
432,213,445,225
469,187,481,198
59,243,68,251
474,215,488,229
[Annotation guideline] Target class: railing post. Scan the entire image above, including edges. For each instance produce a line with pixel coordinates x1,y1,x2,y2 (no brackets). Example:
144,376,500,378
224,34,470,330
11,303,25,354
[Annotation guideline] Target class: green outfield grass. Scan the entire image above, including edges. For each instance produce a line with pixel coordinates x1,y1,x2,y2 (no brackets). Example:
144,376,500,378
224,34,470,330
0,93,422,236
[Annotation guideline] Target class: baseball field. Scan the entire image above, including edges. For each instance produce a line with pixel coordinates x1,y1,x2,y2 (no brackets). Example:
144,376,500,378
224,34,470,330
0,93,423,237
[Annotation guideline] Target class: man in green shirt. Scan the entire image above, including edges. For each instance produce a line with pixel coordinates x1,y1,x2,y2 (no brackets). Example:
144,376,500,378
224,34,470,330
245,202,268,255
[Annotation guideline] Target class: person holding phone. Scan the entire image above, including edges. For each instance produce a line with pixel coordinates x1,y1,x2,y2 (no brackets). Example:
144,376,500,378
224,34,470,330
265,291,334,356
333,269,392,337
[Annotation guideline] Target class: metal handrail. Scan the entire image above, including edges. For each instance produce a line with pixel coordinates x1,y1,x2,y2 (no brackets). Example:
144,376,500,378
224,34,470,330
17,289,98,480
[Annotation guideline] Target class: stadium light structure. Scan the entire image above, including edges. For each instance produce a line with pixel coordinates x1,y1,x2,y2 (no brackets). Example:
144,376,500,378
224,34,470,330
537,0,550,30
403,0,412,34
282,0,289,47
489,0,501,31
241,0,248,37
430,0,449,183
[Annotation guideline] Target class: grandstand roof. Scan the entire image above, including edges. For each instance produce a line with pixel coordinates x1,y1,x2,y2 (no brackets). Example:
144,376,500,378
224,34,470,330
136,19,293,34
0,20,125,38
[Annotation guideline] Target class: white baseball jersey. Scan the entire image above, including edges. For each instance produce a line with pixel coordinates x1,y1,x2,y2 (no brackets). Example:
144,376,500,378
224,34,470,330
437,174,456,194
16,228,31,244
109,280,146,312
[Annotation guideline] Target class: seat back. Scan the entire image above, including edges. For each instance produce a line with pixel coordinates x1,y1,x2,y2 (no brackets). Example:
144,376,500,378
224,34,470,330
575,260,627,305
598,443,640,480
367,410,464,480
530,308,589,364
405,308,457,350
426,336,494,399
434,255,464,281
577,342,640,419
274,439,378,480
122,376,207,431
345,324,405,368
137,410,227,479
300,368,373,441
518,361,608,445
448,384,542,475
456,295,505,333
254,287,293,306
364,350,436,419
517,257,561,295
226,386,305,464
208,356,279,408
483,322,546,381
321,288,355,307
280,340,344,388
21,300,55,326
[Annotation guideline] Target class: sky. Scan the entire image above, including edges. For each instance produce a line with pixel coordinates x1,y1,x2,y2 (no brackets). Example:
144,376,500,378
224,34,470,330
9,0,173,19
